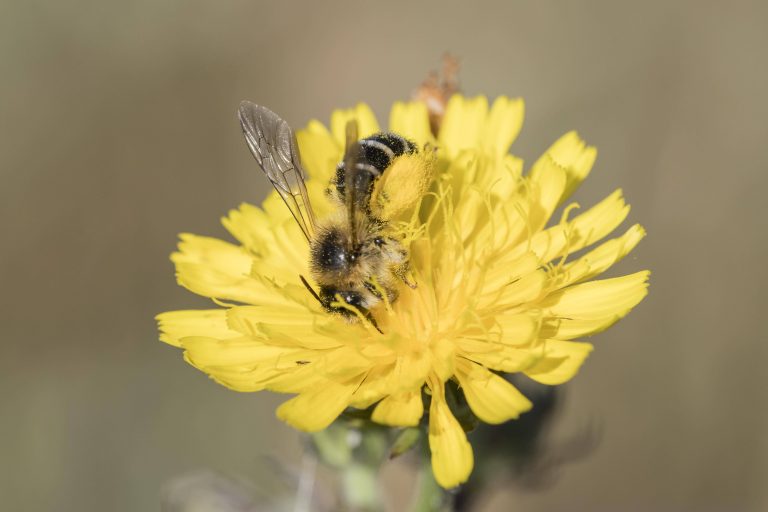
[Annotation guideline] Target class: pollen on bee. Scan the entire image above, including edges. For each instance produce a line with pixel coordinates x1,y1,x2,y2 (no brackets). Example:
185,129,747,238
372,152,435,221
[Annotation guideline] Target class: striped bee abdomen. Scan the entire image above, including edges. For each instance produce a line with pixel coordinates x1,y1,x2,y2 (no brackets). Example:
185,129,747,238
332,133,416,208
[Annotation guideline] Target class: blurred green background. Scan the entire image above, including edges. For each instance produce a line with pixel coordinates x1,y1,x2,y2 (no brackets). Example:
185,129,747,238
2,1,767,510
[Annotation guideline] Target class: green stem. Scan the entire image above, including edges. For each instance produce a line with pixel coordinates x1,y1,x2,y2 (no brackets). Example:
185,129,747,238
410,456,450,512
341,461,383,512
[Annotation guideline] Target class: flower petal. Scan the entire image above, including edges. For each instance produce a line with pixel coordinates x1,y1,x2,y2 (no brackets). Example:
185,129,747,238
540,314,635,340
183,335,302,368
481,96,525,157
495,313,540,345
180,336,326,393
557,223,646,288
530,131,596,204
459,342,541,373
225,305,344,350
509,189,632,265
427,375,473,489
455,358,532,424
295,120,341,182
330,103,380,147
372,389,423,427
276,373,366,432
156,309,239,347
439,95,489,158
541,271,650,320
493,269,548,310
524,340,593,385
348,364,395,409
528,159,567,232
172,234,276,304
569,189,630,251
388,101,434,147
221,203,273,255
388,351,433,393
480,252,544,306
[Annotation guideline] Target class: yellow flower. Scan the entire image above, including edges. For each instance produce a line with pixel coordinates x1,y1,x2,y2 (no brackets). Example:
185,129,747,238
157,95,649,488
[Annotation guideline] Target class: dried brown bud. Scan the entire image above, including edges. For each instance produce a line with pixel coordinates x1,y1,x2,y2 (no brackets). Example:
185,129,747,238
413,53,460,136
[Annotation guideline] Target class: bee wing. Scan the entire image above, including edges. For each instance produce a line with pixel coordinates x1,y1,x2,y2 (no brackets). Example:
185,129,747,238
238,101,317,241
343,119,361,247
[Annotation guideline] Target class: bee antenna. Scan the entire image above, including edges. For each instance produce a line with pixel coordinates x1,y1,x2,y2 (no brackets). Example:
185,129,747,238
299,275,323,305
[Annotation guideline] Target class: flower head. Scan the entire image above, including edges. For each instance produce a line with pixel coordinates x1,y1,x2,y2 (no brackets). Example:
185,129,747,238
157,95,649,488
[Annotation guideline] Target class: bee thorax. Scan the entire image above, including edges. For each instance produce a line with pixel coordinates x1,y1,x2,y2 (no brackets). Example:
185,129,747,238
311,228,352,274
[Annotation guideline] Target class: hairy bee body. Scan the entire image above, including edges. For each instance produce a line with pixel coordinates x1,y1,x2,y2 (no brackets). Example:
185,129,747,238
238,102,430,327
330,133,417,208
311,133,417,318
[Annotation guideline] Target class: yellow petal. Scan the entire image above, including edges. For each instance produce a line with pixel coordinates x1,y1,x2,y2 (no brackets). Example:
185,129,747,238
348,364,395,409
172,234,275,304
569,189,630,250
330,103,380,147
209,356,331,394
427,375,473,489
525,340,593,385
372,389,423,427
455,358,532,424
509,189,631,266
557,224,646,288
481,96,525,157
388,351,433,393
491,269,548,310
459,342,541,373
528,158,567,232
439,95,489,158
541,271,650,319
530,131,596,203
226,305,343,350
525,223,569,264
221,203,272,255
182,335,299,368
481,253,542,307
483,251,539,288
180,337,327,393
156,309,239,347
541,314,633,340
258,365,328,393
388,101,434,147
295,120,341,183
490,154,525,200
495,313,540,345
223,200,320,268
276,374,366,432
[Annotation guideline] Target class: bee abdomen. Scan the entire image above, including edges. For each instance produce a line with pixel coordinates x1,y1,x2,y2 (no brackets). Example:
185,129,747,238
359,133,417,173
333,133,417,205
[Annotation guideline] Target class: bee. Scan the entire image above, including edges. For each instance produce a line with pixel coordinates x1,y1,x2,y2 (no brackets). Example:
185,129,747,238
237,102,432,329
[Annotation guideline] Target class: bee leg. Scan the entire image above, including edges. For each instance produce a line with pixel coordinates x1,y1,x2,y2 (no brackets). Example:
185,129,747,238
317,285,385,334
393,263,418,289
361,308,384,334
341,290,383,334
299,275,324,306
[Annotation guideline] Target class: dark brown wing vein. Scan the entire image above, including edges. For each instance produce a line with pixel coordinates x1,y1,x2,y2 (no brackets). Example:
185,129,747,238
238,101,317,241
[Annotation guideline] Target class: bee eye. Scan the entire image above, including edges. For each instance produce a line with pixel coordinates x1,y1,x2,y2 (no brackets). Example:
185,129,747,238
374,237,386,247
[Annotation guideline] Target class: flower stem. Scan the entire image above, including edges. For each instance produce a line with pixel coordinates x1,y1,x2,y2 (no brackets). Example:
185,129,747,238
341,461,383,512
410,453,450,512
